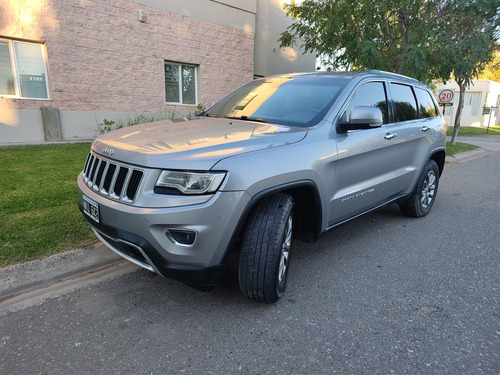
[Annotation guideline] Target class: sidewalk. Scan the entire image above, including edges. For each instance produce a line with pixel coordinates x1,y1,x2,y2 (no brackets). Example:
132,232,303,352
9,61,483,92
1,139,496,301
445,147,490,164
445,134,498,164
447,135,500,152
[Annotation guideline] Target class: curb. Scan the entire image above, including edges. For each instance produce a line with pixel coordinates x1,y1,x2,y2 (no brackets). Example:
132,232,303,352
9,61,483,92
0,243,122,301
445,148,490,164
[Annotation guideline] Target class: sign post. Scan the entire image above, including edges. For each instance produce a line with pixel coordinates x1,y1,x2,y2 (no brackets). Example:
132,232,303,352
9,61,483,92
438,89,454,115
482,106,497,134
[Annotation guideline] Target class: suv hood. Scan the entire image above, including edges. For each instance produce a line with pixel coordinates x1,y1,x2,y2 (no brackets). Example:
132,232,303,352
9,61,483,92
92,117,308,170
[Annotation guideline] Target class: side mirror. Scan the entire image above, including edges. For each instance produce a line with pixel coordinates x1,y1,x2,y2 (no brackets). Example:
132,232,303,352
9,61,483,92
339,106,383,132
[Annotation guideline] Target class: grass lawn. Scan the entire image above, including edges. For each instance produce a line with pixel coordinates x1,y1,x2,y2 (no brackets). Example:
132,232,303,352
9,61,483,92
447,126,500,136
446,141,478,156
0,143,96,267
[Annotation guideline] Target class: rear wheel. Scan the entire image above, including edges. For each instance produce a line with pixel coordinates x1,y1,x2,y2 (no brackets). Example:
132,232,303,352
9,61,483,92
238,193,294,303
400,159,439,218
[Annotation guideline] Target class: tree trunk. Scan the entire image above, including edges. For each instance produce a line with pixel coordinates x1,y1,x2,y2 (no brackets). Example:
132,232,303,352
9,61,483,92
450,79,466,145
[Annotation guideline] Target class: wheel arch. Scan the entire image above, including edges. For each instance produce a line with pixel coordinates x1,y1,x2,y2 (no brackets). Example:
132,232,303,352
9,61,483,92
225,180,322,260
248,180,322,242
430,148,446,176
280,182,323,242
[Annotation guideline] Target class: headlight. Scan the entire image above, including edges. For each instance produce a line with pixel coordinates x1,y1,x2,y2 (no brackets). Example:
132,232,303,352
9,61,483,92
155,170,226,195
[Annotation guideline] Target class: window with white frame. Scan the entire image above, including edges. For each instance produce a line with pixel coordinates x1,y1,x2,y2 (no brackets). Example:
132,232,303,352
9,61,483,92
0,39,50,99
164,62,197,105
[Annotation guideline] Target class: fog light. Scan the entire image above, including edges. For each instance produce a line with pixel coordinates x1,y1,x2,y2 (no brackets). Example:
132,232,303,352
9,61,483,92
165,229,197,246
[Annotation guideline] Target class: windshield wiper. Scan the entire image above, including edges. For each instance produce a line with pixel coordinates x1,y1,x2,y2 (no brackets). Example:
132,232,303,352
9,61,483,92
224,116,269,123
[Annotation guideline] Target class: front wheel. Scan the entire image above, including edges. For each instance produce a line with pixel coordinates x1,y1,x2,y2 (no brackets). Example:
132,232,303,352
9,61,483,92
400,159,440,218
238,193,294,303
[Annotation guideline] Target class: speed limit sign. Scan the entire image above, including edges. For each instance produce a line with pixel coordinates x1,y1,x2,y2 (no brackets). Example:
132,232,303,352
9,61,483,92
439,89,454,104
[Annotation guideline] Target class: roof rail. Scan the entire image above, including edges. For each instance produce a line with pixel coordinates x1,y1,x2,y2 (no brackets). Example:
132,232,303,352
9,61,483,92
364,69,420,82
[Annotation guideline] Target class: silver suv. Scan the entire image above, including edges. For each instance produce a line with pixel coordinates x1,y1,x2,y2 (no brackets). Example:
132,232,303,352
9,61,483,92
78,70,446,303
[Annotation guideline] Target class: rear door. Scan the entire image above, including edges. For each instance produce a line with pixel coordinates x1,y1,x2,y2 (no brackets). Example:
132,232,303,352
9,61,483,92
385,82,434,193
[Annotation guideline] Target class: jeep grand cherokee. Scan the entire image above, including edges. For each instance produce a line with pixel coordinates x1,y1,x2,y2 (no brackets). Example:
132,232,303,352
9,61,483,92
78,70,446,303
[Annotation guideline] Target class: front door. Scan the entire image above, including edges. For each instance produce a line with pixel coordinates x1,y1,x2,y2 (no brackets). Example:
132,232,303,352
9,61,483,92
329,80,418,226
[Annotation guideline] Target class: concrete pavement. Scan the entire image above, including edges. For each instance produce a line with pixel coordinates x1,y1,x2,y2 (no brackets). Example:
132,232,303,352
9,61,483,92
0,135,498,302
448,134,500,152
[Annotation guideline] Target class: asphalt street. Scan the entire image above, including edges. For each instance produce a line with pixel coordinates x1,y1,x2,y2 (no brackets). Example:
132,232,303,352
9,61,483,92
0,144,499,375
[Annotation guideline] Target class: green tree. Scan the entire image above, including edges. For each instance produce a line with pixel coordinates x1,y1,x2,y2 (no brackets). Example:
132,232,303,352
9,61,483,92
279,0,444,83
279,0,499,143
476,52,500,83
435,0,499,144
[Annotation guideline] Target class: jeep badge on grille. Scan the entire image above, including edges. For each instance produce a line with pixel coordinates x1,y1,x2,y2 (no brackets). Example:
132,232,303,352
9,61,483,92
102,146,114,156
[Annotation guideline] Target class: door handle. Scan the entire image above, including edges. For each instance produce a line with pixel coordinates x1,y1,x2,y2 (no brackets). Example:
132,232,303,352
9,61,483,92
421,126,431,132
384,133,397,140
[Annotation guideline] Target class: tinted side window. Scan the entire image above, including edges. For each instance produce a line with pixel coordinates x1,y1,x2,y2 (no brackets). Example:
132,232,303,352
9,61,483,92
390,83,418,122
415,87,437,118
342,81,388,124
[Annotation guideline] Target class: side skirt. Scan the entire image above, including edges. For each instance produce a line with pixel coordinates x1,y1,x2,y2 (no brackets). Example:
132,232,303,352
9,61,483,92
325,194,407,232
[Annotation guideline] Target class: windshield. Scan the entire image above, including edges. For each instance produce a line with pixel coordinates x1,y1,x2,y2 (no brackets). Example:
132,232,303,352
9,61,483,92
204,76,349,127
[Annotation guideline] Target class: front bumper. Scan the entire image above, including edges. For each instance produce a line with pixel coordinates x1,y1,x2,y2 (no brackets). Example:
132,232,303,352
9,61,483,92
77,173,250,286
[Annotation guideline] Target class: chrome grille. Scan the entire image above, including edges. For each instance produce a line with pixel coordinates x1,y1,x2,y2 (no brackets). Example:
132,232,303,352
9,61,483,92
83,153,143,203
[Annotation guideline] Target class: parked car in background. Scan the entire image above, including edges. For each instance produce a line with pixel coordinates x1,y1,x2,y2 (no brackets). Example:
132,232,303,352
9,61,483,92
78,70,447,303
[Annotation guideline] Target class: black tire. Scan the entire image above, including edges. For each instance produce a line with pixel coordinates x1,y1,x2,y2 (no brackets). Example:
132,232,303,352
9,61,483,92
400,159,440,218
238,193,294,303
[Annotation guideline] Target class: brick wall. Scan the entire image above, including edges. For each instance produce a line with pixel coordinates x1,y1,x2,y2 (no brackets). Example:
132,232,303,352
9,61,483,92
0,0,255,113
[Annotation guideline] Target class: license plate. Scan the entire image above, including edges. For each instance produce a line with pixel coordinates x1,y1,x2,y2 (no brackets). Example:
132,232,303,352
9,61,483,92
82,195,99,223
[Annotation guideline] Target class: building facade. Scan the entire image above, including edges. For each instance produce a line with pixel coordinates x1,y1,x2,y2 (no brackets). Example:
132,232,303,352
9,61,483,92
0,0,315,145
436,79,500,129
